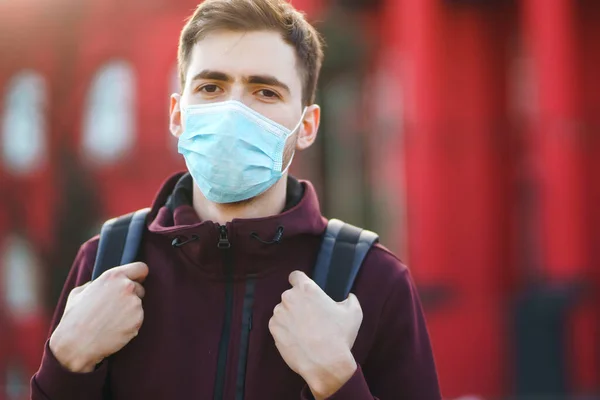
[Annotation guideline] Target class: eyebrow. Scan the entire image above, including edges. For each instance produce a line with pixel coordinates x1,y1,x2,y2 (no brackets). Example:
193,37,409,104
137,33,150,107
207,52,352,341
246,75,290,94
190,70,291,94
191,70,233,82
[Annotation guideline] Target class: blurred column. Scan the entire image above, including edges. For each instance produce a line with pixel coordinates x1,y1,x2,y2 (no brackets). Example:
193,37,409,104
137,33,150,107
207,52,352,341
521,0,597,394
68,0,176,221
582,1,600,390
317,3,372,226
585,1,600,391
385,0,513,397
523,0,587,282
0,190,7,400
0,1,60,394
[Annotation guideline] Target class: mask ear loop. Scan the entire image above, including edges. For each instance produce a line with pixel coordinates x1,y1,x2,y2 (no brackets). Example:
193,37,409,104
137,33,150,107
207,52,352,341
281,106,308,173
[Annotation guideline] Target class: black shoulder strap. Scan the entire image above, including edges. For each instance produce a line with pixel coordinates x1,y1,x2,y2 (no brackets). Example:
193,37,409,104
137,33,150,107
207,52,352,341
92,208,151,280
313,219,379,302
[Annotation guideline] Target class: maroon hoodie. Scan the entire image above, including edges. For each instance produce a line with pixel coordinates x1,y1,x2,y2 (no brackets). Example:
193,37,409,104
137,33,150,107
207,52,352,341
31,173,441,400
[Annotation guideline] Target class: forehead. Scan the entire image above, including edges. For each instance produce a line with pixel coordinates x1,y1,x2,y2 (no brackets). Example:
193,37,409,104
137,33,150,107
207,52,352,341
187,30,302,92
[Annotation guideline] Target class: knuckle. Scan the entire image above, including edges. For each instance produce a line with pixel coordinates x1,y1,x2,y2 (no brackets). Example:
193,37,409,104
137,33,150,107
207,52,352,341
125,295,141,311
123,279,136,294
135,311,144,329
281,290,293,303
132,295,143,308
273,303,283,316
104,268,122,280
303,281,316,293
268,317,277,332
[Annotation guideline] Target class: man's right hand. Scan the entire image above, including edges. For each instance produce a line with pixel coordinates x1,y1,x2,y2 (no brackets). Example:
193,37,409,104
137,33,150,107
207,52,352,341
49,262,149,373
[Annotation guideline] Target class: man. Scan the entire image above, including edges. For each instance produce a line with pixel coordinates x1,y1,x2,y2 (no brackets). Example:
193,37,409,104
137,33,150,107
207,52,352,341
31,0,441,398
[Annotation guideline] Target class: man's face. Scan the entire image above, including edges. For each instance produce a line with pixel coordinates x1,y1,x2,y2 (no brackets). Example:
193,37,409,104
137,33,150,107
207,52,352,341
170,30,320,168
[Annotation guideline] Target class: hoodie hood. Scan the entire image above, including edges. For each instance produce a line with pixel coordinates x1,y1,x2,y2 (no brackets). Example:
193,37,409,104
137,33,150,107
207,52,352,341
145,172,327,277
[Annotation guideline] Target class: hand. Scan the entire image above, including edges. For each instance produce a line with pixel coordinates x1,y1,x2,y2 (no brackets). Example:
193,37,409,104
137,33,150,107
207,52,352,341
269,271,362,399
49,262,149,373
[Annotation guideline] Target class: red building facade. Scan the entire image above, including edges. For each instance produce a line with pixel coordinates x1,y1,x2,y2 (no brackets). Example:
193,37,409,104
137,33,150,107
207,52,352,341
0,0,598,398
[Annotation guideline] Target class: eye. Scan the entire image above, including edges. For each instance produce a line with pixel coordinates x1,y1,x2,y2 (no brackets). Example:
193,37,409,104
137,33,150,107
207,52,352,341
198,84,222,94
257,89,281,99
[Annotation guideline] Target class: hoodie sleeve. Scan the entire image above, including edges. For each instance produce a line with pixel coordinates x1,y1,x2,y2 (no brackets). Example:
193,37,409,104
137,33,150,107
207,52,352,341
30,239,108,400
301,255,441,400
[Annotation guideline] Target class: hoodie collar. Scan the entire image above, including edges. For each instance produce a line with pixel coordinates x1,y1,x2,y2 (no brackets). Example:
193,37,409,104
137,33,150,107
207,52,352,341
163,172,306,225
146,172,326,277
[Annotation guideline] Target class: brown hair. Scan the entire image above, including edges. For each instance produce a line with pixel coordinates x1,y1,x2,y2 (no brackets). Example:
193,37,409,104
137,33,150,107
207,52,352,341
177,0,324,106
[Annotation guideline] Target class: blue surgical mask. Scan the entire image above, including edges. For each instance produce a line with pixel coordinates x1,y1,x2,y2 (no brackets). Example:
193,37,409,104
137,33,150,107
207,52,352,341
178,100,307,204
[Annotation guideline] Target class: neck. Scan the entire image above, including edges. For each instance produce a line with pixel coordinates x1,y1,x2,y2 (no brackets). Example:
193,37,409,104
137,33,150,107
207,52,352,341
192,176,289,225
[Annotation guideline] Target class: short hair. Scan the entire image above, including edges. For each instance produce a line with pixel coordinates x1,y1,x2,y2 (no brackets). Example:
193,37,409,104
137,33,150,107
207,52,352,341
177,0,325,106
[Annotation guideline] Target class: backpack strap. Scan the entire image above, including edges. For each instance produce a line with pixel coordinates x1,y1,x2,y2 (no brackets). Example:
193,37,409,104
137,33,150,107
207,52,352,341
313,219,379,302
92,208,151,280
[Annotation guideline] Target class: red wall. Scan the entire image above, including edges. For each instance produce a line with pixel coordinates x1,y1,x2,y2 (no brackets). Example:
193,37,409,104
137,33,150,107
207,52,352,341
0,0,598,398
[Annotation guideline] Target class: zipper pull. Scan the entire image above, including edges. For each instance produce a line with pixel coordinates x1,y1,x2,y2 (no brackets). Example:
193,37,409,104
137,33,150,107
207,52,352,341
218,225,231,249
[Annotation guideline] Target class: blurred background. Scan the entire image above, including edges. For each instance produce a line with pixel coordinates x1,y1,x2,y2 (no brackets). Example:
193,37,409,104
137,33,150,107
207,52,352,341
0,0,599,398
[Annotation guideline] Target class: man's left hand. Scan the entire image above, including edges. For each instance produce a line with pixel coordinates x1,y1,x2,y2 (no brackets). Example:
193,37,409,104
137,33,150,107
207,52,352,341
269,270,363,400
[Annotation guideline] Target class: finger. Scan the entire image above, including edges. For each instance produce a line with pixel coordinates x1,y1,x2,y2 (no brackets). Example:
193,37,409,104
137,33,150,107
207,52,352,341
342,293,362,311
268,315,284,337
281,289,293,305
273,303,285,317
268,316,277,335
134,307,144,331
132,281,146,299
288,270,310,288
119,262,149,283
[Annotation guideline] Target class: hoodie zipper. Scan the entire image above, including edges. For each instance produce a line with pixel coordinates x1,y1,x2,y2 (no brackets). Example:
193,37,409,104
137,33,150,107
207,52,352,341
214,225,233,400
235,276,255,400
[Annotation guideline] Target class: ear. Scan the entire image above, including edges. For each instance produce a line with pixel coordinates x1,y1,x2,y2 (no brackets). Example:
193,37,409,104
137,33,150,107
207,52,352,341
295,104,320,151
170,93,183,138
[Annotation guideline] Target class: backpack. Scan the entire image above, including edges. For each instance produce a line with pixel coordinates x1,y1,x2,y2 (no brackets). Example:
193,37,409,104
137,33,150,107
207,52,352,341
92,208,378,302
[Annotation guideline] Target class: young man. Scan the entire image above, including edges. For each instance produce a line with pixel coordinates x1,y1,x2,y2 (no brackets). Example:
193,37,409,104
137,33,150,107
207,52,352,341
31,0,441,399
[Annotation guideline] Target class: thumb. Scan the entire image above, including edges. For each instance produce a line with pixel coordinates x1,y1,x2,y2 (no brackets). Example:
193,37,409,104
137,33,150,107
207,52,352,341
119,262,149,283
288,270,311,288
340,293,361,310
